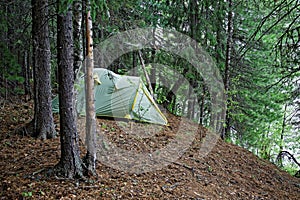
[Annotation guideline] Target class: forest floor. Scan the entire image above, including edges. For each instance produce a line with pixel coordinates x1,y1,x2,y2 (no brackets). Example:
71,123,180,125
0,98,300,199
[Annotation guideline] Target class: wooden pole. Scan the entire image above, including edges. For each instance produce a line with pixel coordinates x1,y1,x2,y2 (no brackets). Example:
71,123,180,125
138,50,154,97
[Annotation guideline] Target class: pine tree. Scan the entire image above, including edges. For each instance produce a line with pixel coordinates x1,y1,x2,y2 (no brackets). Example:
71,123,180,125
55,1,83,178
31,0,56,139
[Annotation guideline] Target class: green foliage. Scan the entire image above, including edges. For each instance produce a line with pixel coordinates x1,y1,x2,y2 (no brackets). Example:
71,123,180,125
0,0,298,176
0,43,25,95
91,0,109,21
58,0,74,14
22,191,33,197
281,164,300,177
229,0,299,165
90,1,299,169
101,123,107,129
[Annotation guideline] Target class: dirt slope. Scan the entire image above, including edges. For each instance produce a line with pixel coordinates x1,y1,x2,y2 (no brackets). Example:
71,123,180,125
0,100,299,199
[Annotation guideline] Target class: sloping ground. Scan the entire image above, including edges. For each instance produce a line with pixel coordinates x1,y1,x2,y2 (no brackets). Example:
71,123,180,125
0,100,299,199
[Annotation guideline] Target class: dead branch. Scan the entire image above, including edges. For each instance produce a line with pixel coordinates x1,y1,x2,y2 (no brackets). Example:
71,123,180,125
276,150,300,167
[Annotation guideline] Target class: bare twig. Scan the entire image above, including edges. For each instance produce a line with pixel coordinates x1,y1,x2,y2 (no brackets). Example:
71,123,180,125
32,168,45,175
276,151,300,167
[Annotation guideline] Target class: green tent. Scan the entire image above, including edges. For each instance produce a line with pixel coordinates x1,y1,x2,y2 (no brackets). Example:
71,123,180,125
52,68,168,125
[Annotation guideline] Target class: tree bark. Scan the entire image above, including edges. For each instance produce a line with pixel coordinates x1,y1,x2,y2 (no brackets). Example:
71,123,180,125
84,0,97,176
187,84,193,119
222,0,233,140
199,86,206,125
72,0,84,122
31,0,56,139
23,50,31,101
73,0,83,80
132,51,137,76
150,48,156,94
186,0,198,120
278,104,287,167
56,2,83,178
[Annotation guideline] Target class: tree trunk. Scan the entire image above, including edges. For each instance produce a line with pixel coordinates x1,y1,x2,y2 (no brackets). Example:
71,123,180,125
31,0,56,139
84,0,97,176
199,85,206,125
138,51,154,97
222,0,233,140
186,0,198,120
187,84,193,119
23,50,31,101
150,49,156,94
56,2,83,178
278,104,287,167
192,96,196,119
73,0,83,80
132,51,137,76
163,67,189,108
72,0,84,122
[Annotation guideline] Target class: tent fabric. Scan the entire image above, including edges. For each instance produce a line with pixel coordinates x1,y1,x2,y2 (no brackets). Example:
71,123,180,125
52,68,168,126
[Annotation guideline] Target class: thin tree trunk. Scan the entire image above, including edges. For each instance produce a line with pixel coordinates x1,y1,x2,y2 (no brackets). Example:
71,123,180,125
261,125,271,160
186,0,197,120
84,0,97,176
199,85,206,125
73,0,84,122
187,84,193,119
172,95,177,113
278,104,287,167
222,0,233,140
23,50,31,101
150,49,156,94
192,96,196,119
56,2,83,178
138,50,154,97
73,0,83,80
162,67,189,108
132,51,137,76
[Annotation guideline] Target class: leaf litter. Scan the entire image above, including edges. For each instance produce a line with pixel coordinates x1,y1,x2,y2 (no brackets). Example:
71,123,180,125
0,99,299,199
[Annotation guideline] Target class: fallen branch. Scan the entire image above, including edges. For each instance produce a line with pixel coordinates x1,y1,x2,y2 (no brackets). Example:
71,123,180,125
32,168,45,176
78,185,100,189
171,161,194,171
276,151,300,167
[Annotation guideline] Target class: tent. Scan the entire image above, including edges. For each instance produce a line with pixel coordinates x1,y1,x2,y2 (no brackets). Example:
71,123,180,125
52,68,168,125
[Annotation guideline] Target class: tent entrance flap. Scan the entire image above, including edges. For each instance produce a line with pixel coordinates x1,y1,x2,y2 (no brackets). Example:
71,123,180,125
52,68,168,125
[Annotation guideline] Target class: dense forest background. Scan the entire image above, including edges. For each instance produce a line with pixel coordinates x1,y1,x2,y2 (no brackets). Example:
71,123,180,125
0,0,299,176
